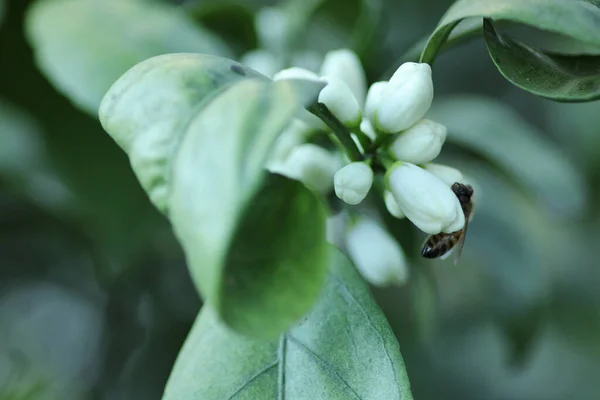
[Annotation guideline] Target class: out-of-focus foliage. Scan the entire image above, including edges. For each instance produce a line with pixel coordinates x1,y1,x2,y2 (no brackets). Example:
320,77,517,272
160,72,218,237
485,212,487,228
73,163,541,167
26,0,232,114
2,0,600,399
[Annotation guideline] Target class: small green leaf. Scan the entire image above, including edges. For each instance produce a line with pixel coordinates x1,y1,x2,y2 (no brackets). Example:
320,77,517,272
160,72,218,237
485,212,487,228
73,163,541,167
163,247,413,400
428,95,587,217
26,0,232,114
421,0,600,64
484,19,600,101
100,53,327,336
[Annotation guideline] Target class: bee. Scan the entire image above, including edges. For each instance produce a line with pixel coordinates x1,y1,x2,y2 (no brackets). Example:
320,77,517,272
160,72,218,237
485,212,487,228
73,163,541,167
421,182,474,264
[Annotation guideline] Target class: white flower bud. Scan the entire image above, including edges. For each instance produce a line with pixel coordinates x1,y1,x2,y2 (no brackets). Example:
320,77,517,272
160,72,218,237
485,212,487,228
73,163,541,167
424,163,464,187
387,162,464,234
271,144,340,193
273,67,322,82
267,119,311,165
291,50,322,73
240,49,280,78
389,119,446,164
326,211,347,248
384,190,405,219
320,49,367,106
334,162,373,205
319,77,361,127
345,216,409,286
360,119,377,141
375,62,433,133
255,7,289,53
364,81,387,125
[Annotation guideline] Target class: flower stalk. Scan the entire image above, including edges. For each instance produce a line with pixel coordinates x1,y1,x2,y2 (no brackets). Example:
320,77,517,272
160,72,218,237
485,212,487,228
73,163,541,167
307,102,364,162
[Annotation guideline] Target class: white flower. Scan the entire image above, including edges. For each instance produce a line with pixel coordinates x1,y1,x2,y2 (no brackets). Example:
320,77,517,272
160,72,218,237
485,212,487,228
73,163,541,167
389,119,446,164
384,190,405,219
272,67,322,82
267,119,312,165
364,81,387,125
320,49,367,106
345,216,409,286
326,211,347,248
270,143,340,193
240,49,280,78
255,7,289,53
424,163,464,186
386,162,464,234
291,50,322,73
319,77,361,127
334,162,373,205
374,62,433,133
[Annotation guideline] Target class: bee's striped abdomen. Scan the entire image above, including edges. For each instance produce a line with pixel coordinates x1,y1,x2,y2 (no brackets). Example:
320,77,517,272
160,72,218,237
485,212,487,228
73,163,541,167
421,231,462,258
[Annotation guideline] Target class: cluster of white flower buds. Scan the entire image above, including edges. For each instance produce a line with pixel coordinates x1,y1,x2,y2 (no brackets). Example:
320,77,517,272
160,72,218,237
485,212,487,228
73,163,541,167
262,48,470,286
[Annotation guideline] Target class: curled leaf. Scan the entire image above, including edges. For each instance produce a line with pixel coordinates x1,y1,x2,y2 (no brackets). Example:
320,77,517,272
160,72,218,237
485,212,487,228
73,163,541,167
484,18,600,102
100,53,328,337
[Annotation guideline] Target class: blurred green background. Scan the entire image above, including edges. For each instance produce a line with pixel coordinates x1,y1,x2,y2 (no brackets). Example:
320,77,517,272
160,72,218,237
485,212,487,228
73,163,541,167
1,0,600,399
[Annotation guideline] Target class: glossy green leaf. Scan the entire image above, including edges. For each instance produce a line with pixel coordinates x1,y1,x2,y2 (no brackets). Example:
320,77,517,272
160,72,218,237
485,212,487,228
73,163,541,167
420,0,600,64
100,53,327,336
163,247,413,400
428,95,587,217
26,0,232,115
221,173,328,338
483,19,600,101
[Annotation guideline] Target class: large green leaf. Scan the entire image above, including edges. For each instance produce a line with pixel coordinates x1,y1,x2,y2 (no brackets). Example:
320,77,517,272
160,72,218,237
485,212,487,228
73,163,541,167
428,95,587,217
420,0,600,64
100,53,328,337
220,173,328,338
483,19,600,101
163,247,413,400
26,0,232,115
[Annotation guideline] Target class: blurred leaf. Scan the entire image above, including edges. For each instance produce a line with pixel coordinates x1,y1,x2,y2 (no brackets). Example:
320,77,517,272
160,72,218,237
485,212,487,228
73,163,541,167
0,0,5,27
0,282,104,398
484,19,600,102
187,2,257,55
26,0,232,115
0,99,44,175
221,174,328,338
428,95,587,217
420,0,600,64
0,99,74,214
100,53,327,336
163,248,413,400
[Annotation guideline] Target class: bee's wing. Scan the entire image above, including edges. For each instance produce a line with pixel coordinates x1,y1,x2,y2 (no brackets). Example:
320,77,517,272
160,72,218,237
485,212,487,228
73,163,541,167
452,217,469,265
440,246,455,260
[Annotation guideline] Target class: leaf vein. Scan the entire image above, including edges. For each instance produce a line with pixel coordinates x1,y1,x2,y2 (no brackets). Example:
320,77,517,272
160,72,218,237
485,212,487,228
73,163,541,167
286,335,363,400
226,360,278,400
331,276,401,399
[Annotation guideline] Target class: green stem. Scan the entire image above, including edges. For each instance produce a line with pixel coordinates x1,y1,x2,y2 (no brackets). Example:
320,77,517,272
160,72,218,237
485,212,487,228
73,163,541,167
350,127,372,152
307,103,364,162
366,133,395,155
